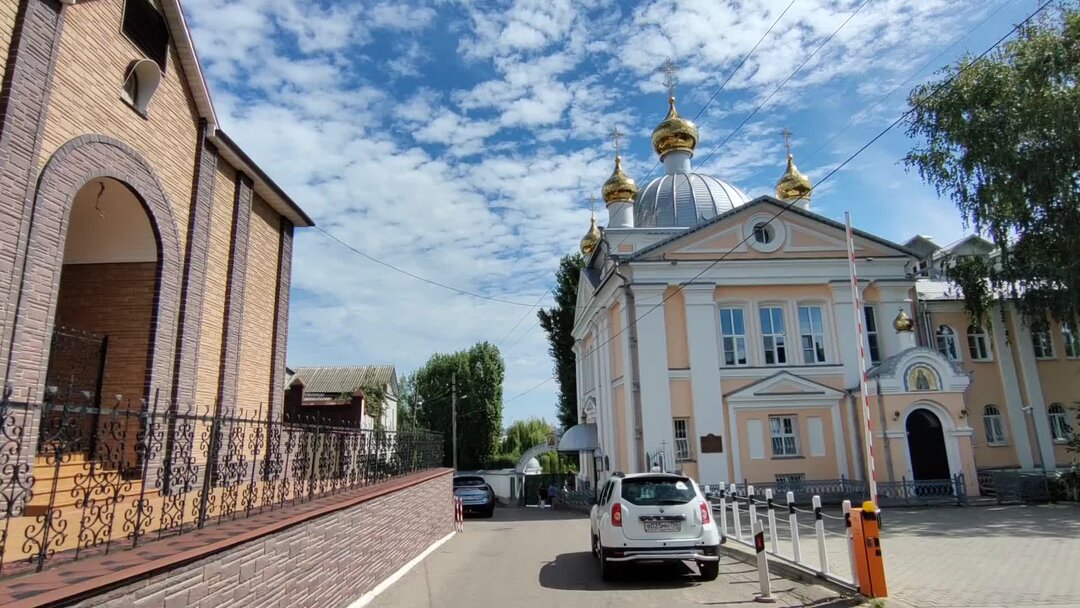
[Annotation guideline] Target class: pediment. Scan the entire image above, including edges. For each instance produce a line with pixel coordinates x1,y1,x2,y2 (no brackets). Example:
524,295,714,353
868,347,971,394
727,371,845,402
632,198,913,262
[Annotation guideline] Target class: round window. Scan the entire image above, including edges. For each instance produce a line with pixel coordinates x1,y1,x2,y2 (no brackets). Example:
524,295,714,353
752,222,773,244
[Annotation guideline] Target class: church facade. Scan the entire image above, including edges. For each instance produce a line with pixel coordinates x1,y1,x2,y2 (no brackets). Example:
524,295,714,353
568,93,1077,495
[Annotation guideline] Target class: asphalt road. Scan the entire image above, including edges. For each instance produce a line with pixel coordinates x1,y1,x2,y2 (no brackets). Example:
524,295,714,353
368,506,860,608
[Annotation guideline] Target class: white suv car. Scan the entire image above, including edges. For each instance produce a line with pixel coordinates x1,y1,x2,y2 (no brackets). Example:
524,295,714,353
590,472,722,581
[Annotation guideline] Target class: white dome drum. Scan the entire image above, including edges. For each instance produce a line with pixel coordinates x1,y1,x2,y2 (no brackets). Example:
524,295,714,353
635,172,752,228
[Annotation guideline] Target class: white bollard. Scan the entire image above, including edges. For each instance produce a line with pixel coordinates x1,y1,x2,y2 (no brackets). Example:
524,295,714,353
813,495,831,574
731,483,743,541
719,485,729,538
842,499,858,587
765,489,779,554
752,520,776,603
748,485,758,538
787,491,801,563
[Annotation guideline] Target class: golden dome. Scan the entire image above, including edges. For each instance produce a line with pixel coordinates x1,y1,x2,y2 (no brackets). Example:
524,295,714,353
775,154,812,202
893,308,915,332
651,96,699,158
579,213,601,255
602,155,637,204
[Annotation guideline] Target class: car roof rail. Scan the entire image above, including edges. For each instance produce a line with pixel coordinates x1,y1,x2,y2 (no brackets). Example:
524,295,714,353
612,471,625,478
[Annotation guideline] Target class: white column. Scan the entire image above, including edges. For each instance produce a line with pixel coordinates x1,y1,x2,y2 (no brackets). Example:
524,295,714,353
596,315,615,477
617,292,637,473
830,282,865,388
1010,310,1056,470
632,285,674,470
988,307,1033,469
607,202,634,228
877,285,915,359
683,284,727,484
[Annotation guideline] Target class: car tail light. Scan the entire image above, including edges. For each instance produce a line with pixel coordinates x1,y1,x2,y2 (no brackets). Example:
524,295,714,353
611,502,623,527
699,501,711,525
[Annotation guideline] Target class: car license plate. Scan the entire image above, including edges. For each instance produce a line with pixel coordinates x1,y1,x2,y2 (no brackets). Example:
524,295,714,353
644,521,681,533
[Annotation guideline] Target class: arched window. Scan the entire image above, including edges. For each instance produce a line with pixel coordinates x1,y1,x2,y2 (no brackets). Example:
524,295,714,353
1048,403,1071,441
983,405,1005,445
967,325,991,361
1063,323,1079,359
935,325,960,361
121,59,161,115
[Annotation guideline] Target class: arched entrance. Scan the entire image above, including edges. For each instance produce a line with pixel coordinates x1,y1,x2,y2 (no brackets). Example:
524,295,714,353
905,408,951,480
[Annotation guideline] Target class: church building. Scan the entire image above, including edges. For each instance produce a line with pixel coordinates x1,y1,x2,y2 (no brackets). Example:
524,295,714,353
566,88,1077,496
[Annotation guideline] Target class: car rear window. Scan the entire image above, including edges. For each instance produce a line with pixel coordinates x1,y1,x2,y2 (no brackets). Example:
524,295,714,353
620,476,696,505
453,476,486,487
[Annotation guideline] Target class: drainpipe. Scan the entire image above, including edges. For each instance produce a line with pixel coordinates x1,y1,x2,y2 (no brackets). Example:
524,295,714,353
875,378,896,482
613,263,645,473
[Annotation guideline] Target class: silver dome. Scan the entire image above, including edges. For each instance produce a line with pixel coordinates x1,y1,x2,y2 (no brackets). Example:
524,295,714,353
634,172,751,228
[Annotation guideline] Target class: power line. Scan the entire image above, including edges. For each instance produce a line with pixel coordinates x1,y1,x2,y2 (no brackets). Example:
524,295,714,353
505,377,554,404
314,226,537,307
575,0,1054,368
496,289,551,349
695,0,874,171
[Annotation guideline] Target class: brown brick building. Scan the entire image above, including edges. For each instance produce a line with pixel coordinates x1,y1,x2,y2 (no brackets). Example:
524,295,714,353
0,0,312,472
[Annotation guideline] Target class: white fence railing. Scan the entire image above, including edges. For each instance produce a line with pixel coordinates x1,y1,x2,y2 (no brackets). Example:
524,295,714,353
704,484,859,590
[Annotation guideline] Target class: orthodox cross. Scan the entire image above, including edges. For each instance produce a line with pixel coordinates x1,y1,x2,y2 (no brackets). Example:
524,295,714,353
782,128,793,156
609,126,624,157
660,59,678,98
587,195,598,215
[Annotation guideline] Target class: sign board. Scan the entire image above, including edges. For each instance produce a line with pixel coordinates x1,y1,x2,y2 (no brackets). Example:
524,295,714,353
700,434,723,453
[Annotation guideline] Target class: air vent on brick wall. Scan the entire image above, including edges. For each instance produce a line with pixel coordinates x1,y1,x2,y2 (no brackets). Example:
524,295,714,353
122,0,170,73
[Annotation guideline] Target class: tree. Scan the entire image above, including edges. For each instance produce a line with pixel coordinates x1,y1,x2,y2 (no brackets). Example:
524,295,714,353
538,253,585,430
903,8,1080,328
500,417,554,457
413,342,505,470
396,372,418,431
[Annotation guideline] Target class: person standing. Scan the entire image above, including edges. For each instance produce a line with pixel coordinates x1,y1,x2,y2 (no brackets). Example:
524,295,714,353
538,484,548,508
548,481,559,510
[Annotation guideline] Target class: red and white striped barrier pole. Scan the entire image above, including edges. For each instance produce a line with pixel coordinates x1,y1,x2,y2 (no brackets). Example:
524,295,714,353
845,212,878,506
454,496,463,532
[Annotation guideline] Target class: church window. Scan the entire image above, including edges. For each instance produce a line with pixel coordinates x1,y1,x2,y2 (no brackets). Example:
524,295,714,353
1032,326,1054,359
752,222,774,245
967,325,991,361
770,416,799,457
864,306,880,364
673,418,692,461
719,307,748,366
1063,323,1078,358
935,325,960,361
1048,403,1071,441
798,306,827,364
760,307,787,365
983,405,1006,445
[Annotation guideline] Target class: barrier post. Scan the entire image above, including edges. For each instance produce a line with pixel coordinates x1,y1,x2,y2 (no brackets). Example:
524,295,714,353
843,499,858,588
731,483,743,541
765,489,779,554
851,500,889,598
813,495,830,574
747,485,758,538
719,485,729,538
787,490,801,562
752,520,776,603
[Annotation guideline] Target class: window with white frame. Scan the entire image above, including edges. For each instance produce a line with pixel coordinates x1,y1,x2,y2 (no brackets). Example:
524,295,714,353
935,325,960,361
1063,323,1079,358
1032,327,1054,359
760,307,787,365
967,325,991,361
1048,403,1071,441
718,307,748,366
673,418,692,461
770,415,799,457
983,405,1006,445
798,305,827,364
864,306,881,364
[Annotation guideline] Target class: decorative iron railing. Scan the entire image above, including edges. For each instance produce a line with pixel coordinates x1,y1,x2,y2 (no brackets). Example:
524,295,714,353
0,396,443,577
707,474,967,507
876,475,967,507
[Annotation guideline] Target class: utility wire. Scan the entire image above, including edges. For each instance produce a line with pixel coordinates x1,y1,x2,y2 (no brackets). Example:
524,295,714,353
695,0,874,171
314,226,537,307
574,0,1053,368
496,289,551,349
505,377,555,404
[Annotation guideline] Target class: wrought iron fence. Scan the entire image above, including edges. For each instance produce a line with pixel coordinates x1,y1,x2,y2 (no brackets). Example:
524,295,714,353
876,474,967,507
0,396,443,577
707,474,967,507
707,477,868,505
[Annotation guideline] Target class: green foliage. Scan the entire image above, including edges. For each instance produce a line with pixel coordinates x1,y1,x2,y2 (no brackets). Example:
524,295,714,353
485,453,518,469
500,418,554,457
359,384,387,432
413,341,505,470
942,255,994,329
538,451,578,475
538,253,585,430
904,8,1080,329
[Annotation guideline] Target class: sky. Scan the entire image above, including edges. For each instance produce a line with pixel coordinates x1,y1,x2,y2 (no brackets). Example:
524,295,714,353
181,0,1034,428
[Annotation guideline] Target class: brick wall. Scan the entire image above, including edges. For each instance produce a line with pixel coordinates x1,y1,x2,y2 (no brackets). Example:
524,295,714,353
71,471,455,608
0,0,17,98
38,0,199,246
194,157,236,407
236,196,279,418
53,262,156,402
